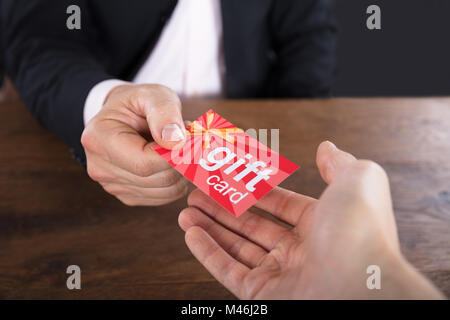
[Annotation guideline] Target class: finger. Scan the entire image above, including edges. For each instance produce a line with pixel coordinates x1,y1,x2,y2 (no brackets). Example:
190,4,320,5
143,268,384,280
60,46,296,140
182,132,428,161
255,187,317,226
140,85,186,150
88,154,183,188
116,193,186,207
97,119,171,177
185,226,250,299
179,207,268,268
123,168,184,188
316,141,357,184
102,177,189,200
188,189,291,251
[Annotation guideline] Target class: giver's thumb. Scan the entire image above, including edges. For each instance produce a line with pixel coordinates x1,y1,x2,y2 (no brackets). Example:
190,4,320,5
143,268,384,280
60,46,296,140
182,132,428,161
145,90,186,150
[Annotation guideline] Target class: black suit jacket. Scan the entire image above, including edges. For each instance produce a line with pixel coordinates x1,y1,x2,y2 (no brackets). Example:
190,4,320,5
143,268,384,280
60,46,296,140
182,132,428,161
2,0,336,163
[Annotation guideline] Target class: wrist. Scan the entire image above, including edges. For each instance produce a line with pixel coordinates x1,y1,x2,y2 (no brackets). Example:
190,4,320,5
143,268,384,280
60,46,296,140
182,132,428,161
359,248,444,299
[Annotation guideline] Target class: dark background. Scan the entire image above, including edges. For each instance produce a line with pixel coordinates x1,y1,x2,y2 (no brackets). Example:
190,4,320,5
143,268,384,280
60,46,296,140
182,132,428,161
334,0,450,96
1,0,450,97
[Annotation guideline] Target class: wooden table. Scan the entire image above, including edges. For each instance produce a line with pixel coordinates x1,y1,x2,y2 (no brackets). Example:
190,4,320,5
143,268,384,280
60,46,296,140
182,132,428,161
0,98,449,299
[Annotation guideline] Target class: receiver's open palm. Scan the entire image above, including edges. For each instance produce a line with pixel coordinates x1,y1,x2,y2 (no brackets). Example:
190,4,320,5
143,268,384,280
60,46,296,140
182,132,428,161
178,141,440,299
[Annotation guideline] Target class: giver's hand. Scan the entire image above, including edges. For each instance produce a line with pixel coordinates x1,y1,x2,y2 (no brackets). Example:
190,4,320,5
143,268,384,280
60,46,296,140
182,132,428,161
179,141,444,299
81,84,189,206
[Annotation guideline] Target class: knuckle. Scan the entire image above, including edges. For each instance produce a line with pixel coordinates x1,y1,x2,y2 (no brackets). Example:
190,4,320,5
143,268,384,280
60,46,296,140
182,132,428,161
102,184,120,196
135,84,176,99
162,169,182,187
352,160,387,178
133,159,154,177
149,83,175,96
87,165,107,182
166,179,189,198
117,196,139,207
135,85,153,97
81,125,95,151
81,120,104,154
347,160,391,214
146,84,181,109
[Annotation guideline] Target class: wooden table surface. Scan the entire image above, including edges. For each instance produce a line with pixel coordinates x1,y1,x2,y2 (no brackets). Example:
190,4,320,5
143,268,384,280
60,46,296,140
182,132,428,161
0,98,449,299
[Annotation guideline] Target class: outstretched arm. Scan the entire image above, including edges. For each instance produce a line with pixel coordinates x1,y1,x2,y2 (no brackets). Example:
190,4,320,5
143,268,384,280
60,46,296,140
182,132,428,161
179,141,444,299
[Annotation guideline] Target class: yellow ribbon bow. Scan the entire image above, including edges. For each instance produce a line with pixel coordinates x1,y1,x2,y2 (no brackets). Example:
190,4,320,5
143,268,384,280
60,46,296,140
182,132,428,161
187,112,243,149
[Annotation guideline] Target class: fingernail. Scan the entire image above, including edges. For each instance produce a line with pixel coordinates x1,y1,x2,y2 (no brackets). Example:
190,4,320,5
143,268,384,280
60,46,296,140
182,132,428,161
162,123,184,142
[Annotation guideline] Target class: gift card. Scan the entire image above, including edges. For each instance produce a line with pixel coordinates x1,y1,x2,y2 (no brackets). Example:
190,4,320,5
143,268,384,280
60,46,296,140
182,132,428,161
152,110,299,217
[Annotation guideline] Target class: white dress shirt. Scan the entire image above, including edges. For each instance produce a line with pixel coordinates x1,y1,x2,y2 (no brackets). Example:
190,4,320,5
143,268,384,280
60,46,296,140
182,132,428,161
83,0,224,125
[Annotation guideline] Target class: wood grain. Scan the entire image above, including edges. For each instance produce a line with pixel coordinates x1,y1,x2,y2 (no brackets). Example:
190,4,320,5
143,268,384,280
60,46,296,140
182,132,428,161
0,98,449,299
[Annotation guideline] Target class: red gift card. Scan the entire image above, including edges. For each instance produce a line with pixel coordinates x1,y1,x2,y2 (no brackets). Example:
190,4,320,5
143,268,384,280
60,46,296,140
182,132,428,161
152,110,299,217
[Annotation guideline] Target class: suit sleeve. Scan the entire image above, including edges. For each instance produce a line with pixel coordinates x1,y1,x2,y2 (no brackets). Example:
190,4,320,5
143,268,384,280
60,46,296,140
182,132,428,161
2,0,113,162
270,0,337,97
